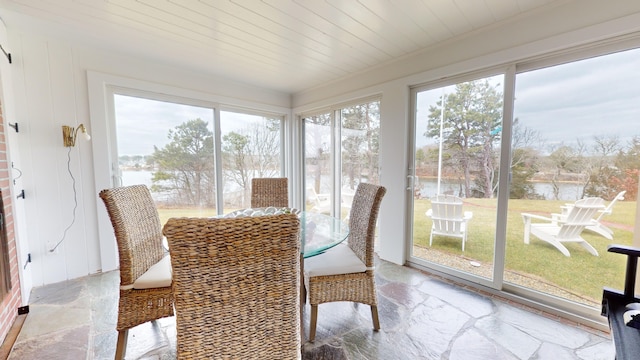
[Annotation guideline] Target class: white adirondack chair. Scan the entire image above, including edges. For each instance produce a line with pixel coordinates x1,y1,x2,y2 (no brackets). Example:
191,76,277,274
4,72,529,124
585,190,626,240
551,191,625,240
306,185,331,214
522,197,605,257
425,195,473,251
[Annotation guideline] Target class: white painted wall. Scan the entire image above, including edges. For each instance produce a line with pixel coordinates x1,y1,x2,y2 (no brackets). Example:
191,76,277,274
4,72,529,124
2,0,640,289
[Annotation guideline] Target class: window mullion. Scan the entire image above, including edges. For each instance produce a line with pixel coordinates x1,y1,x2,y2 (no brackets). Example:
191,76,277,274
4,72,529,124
333,109,342,217
493,64,516,290
213,107,224,215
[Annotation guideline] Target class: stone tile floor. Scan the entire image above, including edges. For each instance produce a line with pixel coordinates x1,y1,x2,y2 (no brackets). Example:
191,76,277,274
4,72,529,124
8,259,614,359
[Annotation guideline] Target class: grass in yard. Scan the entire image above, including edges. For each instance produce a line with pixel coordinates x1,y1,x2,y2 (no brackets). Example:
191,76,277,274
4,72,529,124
157,207,220,227
157,199,634,307
414,198,634,305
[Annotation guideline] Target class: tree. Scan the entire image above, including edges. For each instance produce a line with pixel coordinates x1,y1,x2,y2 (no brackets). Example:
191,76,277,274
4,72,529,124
415,148,426,168
509,120,542,199
584,135,622,199
247,119,281,177
118,155,131,165
509,147,540,199
616,136,640,172
151,119,215,206
305,114,331,195
546,144,585,200
609,169,638,201
425,80,503,198
222,119,281,207
611,136,640,200
222,131,250,202
341,102,380,189
474,81,503,198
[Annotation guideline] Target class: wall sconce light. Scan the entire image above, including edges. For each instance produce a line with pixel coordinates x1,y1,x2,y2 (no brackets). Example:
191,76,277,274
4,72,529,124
61,124,91,147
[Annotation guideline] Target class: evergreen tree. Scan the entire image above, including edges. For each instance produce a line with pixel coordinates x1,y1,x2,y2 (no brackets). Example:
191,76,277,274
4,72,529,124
151,118,215,206
425,80,503,197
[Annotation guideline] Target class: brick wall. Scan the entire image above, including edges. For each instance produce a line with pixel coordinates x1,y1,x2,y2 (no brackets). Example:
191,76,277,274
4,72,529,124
0,101,22,344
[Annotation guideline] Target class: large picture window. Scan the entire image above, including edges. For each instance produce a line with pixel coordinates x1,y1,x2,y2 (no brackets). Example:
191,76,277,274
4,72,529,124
89,72,290,272
410,74,504,284
219,110,283,210
113,94,284,224
505,47,640,307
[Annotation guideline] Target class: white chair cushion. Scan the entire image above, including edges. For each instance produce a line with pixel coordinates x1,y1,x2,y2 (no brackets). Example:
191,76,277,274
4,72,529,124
121,255,172,290
304,243,367,277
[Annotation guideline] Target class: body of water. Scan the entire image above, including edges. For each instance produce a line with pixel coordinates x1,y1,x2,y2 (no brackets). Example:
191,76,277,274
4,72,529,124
121,170,153,186
123,170,584,202
121,170,174,202
121,170,246,206
417,178,583,201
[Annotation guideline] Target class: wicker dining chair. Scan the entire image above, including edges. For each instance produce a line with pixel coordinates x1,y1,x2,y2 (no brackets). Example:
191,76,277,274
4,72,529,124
251,177,289,208
99,185,174,360
163,214,301,359
304,182,386,342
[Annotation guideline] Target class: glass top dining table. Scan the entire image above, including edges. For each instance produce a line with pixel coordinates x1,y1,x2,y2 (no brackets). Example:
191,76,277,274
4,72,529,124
223,207,350,258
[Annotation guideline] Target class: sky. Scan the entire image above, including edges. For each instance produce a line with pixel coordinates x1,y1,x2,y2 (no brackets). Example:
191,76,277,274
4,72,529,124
415,47,640,152
114,95,212,155
114,95,273,156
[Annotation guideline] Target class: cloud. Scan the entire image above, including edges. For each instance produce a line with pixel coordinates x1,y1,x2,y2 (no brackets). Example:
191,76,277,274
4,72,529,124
114,95,213,155
514,48,640,147
113,95,282,156
416,47,640,150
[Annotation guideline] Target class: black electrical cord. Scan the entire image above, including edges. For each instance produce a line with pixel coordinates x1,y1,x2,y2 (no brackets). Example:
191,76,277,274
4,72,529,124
50,147,78,252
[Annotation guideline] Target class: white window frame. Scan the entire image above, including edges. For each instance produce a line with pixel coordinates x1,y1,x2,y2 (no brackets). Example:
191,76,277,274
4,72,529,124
87,71,290,271
300,96,381,217
407,67,511,292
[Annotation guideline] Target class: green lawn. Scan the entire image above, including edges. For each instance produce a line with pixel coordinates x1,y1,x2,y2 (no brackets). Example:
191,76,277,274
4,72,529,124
157,200,635,306
414,198,634,304
157,207,219,226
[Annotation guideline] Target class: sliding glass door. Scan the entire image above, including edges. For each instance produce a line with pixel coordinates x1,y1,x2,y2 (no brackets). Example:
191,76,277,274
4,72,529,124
504,47,640,308
410,74,504,284
409,45,640,316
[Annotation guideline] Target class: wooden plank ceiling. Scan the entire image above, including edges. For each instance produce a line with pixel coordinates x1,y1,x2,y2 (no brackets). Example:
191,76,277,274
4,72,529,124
0,0,562,93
